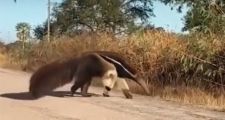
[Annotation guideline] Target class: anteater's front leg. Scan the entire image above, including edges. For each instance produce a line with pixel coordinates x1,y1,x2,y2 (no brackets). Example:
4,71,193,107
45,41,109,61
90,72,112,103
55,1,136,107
116,78,133,99
102,70,117,97
71,74,92,97
103,86,111,97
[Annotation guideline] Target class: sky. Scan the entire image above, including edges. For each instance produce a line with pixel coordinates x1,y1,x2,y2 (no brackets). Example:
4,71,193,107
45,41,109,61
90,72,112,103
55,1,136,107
0,0,188,44
152,1,188,32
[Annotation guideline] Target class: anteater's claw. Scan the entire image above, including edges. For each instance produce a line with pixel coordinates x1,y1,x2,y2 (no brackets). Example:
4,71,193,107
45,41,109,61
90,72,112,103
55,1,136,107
103,93,110,97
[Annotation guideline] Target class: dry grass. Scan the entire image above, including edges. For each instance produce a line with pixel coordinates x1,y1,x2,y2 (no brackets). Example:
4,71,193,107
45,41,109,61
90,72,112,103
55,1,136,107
0,46,14,68
0,53,7,66
0,53,23,70
127,81,225,111
161,86,225,111
4,31,225,111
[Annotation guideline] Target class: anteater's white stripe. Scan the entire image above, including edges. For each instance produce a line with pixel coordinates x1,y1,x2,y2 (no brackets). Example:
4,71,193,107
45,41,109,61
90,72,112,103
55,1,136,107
104,56,135,78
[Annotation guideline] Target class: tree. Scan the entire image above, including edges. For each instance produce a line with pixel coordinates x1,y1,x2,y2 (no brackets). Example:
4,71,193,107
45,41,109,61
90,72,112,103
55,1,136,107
16,22,31,49
34,0,155,39
160,0,225,35
33,23,47,40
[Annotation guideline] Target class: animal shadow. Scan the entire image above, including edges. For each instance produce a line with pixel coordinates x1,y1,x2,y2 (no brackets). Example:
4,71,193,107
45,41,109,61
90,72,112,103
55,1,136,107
0,91,101,100
0,91,35,100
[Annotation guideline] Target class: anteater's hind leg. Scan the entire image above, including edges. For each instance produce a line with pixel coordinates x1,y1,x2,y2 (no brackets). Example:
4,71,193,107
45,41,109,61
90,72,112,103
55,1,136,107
80,81,92,97
70,73,92,97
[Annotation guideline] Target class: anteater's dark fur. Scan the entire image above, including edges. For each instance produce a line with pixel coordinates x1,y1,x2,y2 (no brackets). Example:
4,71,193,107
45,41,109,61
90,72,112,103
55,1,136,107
29,52,116,98
29,57,79,98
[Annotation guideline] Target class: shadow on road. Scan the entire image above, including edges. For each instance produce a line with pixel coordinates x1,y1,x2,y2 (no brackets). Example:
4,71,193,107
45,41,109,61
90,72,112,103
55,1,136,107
0,91,101,100
1,92,34,100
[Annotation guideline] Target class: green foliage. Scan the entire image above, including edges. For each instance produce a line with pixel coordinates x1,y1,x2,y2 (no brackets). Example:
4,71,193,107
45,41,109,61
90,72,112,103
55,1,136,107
34,0,154,39
15,22,31,49
160,0,225,35
175,34,225,91
33,24,47,40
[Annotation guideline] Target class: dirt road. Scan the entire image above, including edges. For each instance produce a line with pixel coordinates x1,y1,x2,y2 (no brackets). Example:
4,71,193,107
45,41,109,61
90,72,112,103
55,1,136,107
0,68,225,120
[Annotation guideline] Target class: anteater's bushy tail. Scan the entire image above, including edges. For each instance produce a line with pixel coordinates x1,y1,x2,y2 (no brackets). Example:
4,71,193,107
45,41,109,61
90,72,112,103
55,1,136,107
29,60,75,98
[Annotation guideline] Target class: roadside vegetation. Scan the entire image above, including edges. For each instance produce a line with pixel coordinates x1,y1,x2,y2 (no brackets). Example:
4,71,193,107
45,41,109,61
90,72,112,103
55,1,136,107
1,30,225,111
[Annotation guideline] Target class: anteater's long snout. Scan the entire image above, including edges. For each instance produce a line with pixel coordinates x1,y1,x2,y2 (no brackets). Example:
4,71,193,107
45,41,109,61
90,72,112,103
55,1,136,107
136,78,150,95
